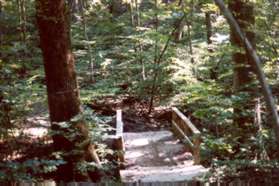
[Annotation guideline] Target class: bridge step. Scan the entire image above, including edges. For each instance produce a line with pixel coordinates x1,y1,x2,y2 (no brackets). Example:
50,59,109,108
120,131,208,183
120,164,208,183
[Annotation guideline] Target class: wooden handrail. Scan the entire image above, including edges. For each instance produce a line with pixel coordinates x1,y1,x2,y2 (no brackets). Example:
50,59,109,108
171,107,201,165
172,121,194,148
172,107,201,135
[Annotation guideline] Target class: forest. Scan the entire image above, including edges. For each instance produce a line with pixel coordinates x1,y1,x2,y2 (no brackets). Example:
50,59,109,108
0,0,279,184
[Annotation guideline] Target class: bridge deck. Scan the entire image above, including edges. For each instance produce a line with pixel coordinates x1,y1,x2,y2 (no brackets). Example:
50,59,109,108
120,131,207,183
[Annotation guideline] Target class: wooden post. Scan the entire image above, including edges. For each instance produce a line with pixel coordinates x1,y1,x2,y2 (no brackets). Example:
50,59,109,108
193,134,201,165
116,110,125,163
171,107,201,165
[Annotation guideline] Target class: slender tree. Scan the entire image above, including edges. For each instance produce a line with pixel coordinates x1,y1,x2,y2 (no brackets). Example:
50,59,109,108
17,0,26,43
80,0,95,82
174,0,186,42
187,0,195,64
205,12,212,45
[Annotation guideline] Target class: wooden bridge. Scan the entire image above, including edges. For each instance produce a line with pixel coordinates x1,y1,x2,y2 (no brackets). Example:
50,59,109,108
114,107,208,183
12,108,210,186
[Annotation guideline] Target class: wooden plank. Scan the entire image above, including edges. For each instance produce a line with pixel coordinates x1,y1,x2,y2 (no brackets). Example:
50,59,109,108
172,111,191,137
193,134,201,165
171,108,200,135
116,136,125,163
171,107,201,165
172,120,194,149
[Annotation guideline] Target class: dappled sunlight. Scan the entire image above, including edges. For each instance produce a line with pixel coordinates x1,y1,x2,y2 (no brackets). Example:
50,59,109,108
129,138,150,147
22,127,48,138
126,151,144,159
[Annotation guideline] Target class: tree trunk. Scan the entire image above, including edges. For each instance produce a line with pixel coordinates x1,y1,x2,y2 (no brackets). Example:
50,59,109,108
17,0,27,43
148,0,159,114
135,0,141,26
109,0,126,16
205,12,212,45
0,1,3,47
36,0,99,181
255,98,269,160
174,1,185,42
174,17,185,42
129,0,135,26
187,0,195,64
80,0,95,83
229,0,255,127
186,21,194,64
36,0,81,123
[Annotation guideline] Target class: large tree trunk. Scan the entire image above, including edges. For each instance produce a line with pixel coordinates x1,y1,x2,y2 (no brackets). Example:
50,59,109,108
229,0,255,127
36,0,80,123
36,0,99,181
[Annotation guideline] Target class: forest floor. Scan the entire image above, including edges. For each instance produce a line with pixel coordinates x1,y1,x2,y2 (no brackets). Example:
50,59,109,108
0,95,172,165
88,95,171,132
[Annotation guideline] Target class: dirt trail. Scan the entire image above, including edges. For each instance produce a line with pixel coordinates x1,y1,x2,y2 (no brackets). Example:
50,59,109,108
89,95,172,132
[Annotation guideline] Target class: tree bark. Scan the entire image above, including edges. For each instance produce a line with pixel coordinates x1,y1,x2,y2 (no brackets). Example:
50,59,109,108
174,0,186,43
129,0,135,26
109,0,126,16
0,1,3,47
214,0,279,145
36,0,99,181
174,17,185,42
205,12,212,45
135,0,141,26
148,0,159,114
229,0,255,127
186,21,194,64
17,0,27,43
36,0,80,123
187,0,195,64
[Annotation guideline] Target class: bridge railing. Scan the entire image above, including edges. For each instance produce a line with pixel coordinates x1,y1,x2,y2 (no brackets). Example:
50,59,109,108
171,107,201,164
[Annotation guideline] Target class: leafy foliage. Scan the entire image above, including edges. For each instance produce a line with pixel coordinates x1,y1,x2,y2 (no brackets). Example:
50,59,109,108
0,159,65,181
1,0,279,182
